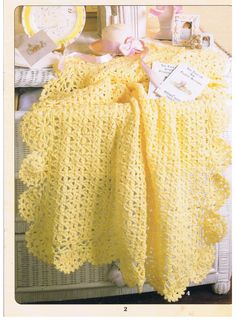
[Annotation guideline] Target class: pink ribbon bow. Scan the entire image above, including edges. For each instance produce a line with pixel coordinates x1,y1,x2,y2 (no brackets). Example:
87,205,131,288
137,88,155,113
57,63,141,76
58,37,146,70
119,37,145,56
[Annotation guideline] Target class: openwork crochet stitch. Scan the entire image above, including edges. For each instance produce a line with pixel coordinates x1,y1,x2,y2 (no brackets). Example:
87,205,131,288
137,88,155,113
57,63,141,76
19,43,231,302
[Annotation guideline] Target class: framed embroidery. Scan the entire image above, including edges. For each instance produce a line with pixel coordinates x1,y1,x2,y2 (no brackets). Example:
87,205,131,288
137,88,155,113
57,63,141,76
201,32,214,49
172,14,200,46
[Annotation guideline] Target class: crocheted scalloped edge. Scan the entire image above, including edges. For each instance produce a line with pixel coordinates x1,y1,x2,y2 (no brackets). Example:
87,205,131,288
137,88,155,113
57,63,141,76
128,83,231,301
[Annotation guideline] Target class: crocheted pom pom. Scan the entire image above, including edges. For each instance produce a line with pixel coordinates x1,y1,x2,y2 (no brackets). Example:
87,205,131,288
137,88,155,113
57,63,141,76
19,151,46,186
203,211,227,244
19,187,42,222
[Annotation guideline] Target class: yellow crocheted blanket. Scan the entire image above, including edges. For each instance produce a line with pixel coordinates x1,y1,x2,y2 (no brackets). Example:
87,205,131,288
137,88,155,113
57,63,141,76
19,43,231,302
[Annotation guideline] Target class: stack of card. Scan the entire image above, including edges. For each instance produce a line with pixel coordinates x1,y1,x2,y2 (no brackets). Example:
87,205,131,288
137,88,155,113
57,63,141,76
148,62,209,102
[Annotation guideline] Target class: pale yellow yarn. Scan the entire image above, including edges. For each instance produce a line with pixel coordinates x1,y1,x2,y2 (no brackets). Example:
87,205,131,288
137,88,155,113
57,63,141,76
19,43,231,302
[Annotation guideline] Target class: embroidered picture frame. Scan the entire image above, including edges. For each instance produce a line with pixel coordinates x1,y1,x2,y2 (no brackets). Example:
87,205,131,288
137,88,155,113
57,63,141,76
201,32,214,49
172,14,200,46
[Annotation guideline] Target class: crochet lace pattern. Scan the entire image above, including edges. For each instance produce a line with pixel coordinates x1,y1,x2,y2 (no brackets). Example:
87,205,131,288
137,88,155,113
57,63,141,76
19,43,231,302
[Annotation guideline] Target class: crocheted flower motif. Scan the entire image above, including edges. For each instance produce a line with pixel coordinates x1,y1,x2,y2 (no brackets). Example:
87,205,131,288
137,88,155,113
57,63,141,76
18,187,43,222
19,151,46,186
203,211,227,244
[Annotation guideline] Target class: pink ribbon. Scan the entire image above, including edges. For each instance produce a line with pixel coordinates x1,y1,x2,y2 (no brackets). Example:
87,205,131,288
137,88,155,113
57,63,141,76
58,37,145,70
149,5,183,16
119,37,145,56
58,37,160,89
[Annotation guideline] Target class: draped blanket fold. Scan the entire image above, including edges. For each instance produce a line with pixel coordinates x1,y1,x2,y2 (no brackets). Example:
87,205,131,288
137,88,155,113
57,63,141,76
18,43,231,302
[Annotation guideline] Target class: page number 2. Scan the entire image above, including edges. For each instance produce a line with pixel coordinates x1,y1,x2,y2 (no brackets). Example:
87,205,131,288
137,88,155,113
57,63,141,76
124,306,128,312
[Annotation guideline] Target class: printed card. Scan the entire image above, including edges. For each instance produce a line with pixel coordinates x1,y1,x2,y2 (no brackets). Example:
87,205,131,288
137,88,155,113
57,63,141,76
15,30,57,67
148,62,176,98
155,63,209,101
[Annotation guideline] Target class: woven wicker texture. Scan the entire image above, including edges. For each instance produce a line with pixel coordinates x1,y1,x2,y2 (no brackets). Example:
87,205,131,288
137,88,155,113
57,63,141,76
16,236,110,288
15,68,55,88
18,43,231,302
